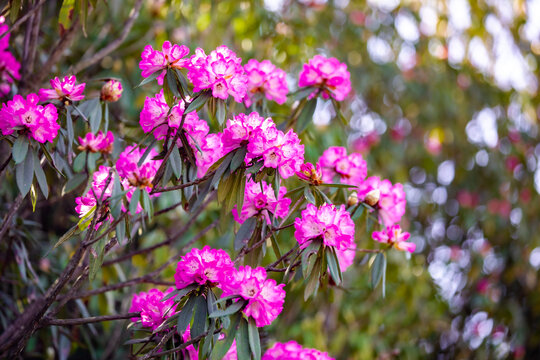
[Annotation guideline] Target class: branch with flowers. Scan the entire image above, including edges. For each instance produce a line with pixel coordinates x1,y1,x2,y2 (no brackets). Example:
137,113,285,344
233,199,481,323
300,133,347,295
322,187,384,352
0,7,416,359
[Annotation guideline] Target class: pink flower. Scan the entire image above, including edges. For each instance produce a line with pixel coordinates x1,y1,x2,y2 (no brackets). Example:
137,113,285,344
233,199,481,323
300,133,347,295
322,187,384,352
75,166,114,228
293,203,355,252
298,55,351,101
0,18,10,51
139,42,190,85
129,288,177,330
174,246,235,289
243,59,288,107
0,51,20,96
248,121,304,179
296,162,323,185
195,133,225,177
181,327,238,360
140,90,208,145
116,145,162,190
187,46,248,102
221,112,271,153
100,79,123,102
319,146,367,186
357,176,406,226
335,242,356,272
220,266,285,327
372,224,415,253
262,341,335,360
232,179,291,224
78,131,114,154
38,75,85,102
0,93,59,143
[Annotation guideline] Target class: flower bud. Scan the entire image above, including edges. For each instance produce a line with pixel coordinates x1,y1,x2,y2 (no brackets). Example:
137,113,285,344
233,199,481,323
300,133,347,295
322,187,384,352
100,79,123,102
364,189,380,207
296,162,323,185
347,191,358,206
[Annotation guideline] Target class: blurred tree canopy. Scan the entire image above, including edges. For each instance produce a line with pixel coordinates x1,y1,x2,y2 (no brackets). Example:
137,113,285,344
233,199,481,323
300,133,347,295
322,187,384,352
1,0,539,359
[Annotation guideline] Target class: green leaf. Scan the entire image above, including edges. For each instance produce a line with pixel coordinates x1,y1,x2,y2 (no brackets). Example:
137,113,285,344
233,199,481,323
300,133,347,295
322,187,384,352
116,218,126,245
163,72,175,107
63,173,87,195
59,0,76,31
53,224,80,250
209,300,245,318
314,186,332,205
235,169,246,216
169,146,183,179
294,86,316,100
66,107,74,149
136,70,163,87
211,312,241,360
141,190,153,221
209,151,234,188
235,217,257,251
16,150,35,197
137,139,157,167
176,295,197,334
89,100,103,133
77,205,96,231
12,136,29,164
73,152,86,173
320,183,355,189
235,318,251,360
296,98,317,133
191,295,208,339
10,0,21,23
33,156,49,199
185,91,211,114
326,246,343,285
175,69,191,97
230,147,247,173
129,187,141,215
103,102,109,132
304,186,316,204
166,68,182,99
89,236,106,280
370,253,386,290
216,99,226,125
248,318,261,360
304,254,321,300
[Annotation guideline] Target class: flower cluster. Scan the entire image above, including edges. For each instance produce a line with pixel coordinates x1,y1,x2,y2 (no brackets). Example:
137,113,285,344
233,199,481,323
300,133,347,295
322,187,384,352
187,46,248,102
319,146,367,186
262,341,335,360
75,166,114,227
221,112,270,153
232,179,291,224
298,55,351,101
116,145,162,190
294,203,355,251
129,288,177,330
0,93,59,143
195,133,225,177
220,266,286,327
357,176,406,226
174,246,235,289
139,41,190,85
243,59,288,107
0,19,20,96
38,75,85,102
372,224,415,253
78,131,114,154
100,79,123,102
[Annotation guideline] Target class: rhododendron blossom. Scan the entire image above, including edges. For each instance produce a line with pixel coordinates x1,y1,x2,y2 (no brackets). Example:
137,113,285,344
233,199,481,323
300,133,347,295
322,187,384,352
0,51,20,96
248,121,304,179
232,179,291,224
75,166,114,227
100,79,123,102
221,112,270,153
294,203,355,251
335,242,356,272
262,341,335,360
116,145,162,190
298,55,351,101
372,224,415,253
195,133,225,177
78,131,114,154
357,176,406,226
181,327,238,360
38,76,85,102
220,266,285,327
174,246,234,289
296,162,323,185
319,146,367,185
129,288,177,330
243,59,288,107
139,41,190,85
0,93,59,143
187,46,248,102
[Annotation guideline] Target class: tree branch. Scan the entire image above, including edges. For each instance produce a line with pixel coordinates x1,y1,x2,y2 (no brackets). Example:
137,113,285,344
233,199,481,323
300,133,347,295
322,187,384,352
42,312,139,326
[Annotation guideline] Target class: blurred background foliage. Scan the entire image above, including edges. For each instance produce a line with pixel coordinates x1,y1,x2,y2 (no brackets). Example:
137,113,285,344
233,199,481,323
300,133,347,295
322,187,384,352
1,0,540,359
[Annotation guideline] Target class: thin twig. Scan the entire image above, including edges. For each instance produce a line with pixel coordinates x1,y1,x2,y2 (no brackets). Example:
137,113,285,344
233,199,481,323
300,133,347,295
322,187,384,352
0,194,24,243
0,0,47,40
42,312,139,326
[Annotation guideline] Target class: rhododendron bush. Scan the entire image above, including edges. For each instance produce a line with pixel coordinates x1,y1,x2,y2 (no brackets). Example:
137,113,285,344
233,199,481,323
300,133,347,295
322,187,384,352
1,1,540,359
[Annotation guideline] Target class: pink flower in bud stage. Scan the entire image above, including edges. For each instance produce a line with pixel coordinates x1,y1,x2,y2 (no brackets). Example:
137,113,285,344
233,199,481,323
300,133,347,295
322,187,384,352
248,121,304,179
372,224,415,253
294,203,355,252
232,179,291,225
116,145,162,190
243,59,288,107
220,266,286,327
357,176,406,227
129,288,177,330
38,75,85,102
262,341,335,360
0,51,20,96
174,246,235,289
187,46,248,102
319,146,367,186
139,41,190,85
78,131,114,154
296,162,323,185
0,93,59,143
298,55,351,101
100,79,123,102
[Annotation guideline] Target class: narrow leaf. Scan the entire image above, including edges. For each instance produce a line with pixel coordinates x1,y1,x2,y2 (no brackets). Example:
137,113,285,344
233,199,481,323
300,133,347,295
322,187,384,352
370,253,386,289
16,150,35,197
129,188,141,215
235,318,251,360
235,218,257,252
176,295,196,334
136,70,163,87
191,295,208,339
248,318,261,360
209,300,245,318
33,156,49,199
12,136,29,164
